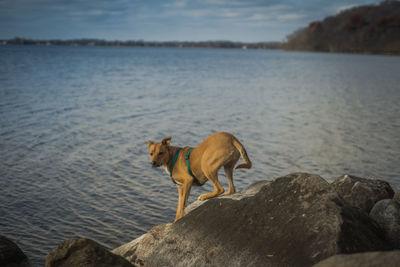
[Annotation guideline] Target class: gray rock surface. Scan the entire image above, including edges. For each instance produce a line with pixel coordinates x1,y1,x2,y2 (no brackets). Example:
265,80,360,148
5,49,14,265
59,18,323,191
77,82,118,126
112,225,167,266
184,180,271,215
313,250,400,267
369,199,400,248
0,235,31,267
114,173,393,267
331,174,394,213
46,238,133,267
394,191,400,203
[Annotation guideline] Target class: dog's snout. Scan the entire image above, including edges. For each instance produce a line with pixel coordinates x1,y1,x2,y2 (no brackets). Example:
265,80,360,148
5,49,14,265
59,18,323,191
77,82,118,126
151,161,158,167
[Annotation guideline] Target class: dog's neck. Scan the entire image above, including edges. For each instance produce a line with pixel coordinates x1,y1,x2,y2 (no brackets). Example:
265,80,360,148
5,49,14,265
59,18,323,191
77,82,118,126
162,146,182,175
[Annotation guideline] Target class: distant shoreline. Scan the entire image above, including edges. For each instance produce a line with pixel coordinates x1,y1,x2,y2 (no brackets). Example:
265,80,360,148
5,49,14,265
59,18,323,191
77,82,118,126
0,37,282,50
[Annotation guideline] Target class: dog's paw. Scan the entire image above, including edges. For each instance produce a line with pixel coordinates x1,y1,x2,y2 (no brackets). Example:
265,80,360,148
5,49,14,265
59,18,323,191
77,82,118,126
166,222,173,226
198,194,208,201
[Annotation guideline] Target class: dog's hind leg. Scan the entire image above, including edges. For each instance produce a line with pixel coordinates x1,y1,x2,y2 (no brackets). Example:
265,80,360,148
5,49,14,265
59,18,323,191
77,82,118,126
199,171,224,200
224,164,236,195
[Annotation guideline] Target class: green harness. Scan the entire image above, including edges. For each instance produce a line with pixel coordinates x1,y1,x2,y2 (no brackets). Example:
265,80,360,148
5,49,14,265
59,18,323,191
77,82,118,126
169,148,202,186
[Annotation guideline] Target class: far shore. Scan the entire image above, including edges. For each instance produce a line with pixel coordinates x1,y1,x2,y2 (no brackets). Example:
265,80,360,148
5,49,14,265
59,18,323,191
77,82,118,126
0,37,281,50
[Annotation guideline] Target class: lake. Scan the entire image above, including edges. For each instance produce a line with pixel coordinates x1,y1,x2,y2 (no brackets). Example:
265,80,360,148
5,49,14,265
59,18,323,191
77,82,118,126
0,45,399,266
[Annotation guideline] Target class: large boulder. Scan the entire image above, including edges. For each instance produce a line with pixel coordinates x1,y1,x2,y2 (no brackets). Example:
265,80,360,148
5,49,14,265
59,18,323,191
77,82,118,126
113,173,393,267
331,174,394,213
112,181,272,266
46,238,133,267
0,235,31,267
369,199,400,248
313,250,400,267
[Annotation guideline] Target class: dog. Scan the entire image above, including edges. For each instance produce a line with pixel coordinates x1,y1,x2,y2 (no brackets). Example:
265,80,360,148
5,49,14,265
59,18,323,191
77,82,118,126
146,132,251,223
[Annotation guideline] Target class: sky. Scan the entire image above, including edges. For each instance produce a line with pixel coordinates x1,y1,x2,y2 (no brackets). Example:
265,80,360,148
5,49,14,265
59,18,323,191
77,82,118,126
0,0,384,42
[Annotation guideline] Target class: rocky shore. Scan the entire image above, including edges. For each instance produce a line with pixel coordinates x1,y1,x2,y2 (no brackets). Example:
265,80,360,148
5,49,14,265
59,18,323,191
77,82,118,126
2,173,399,267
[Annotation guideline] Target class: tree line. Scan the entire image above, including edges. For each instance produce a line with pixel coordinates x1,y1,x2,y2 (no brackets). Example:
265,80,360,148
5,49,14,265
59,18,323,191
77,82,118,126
282,0,400,54
1,37,281,50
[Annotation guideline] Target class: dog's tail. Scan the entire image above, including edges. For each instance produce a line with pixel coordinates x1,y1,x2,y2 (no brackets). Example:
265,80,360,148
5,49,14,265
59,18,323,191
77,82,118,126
232,137,252,169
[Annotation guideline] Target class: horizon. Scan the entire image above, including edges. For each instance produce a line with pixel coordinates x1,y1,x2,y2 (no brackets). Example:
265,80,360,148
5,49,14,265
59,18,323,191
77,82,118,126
0,0,383,43
2,36,281,43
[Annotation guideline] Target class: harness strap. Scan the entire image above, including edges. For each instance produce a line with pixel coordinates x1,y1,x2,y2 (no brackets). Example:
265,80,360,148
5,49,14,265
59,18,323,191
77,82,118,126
185,148,202,186
169,149,181,184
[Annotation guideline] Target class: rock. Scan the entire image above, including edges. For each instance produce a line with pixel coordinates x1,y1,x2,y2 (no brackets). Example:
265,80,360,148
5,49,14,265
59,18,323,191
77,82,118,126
394,192,400,203
0,235,31,267
313,250,400,267
369,199,400,248
115,173,393,267
112,225,167,266
183,180,272,215
112,181,272,267
46,238,133,267
331,174,394,213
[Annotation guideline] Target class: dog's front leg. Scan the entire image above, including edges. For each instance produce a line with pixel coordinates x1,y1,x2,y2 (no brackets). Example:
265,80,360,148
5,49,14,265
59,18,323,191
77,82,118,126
174,181,192,223
174,185,184,223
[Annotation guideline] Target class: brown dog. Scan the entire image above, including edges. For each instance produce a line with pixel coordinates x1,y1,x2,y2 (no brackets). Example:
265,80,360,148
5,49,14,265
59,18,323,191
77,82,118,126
146,132,251,223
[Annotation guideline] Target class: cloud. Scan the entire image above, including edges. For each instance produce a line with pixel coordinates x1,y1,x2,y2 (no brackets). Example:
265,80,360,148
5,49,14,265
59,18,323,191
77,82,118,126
220,9,241,18
170,0,187,8
277,13,305,21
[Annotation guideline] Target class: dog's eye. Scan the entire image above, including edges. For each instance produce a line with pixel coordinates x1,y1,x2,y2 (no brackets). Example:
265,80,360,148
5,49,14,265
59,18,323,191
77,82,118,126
159,152,164,155
150,152,153,156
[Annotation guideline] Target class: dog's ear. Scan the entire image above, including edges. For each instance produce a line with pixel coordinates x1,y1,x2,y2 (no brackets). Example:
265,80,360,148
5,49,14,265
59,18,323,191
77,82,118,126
161,136,172,146
146,140,154,146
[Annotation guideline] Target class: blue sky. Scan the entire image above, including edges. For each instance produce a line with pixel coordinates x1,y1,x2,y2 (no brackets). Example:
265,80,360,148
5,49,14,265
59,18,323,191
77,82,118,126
0,0,383,42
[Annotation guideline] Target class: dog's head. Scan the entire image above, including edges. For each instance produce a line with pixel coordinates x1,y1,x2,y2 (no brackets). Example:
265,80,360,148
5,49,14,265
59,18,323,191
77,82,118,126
146,136,172,168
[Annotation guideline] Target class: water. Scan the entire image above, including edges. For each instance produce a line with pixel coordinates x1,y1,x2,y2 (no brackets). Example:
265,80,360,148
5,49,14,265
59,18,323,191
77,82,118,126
0,45,399,266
